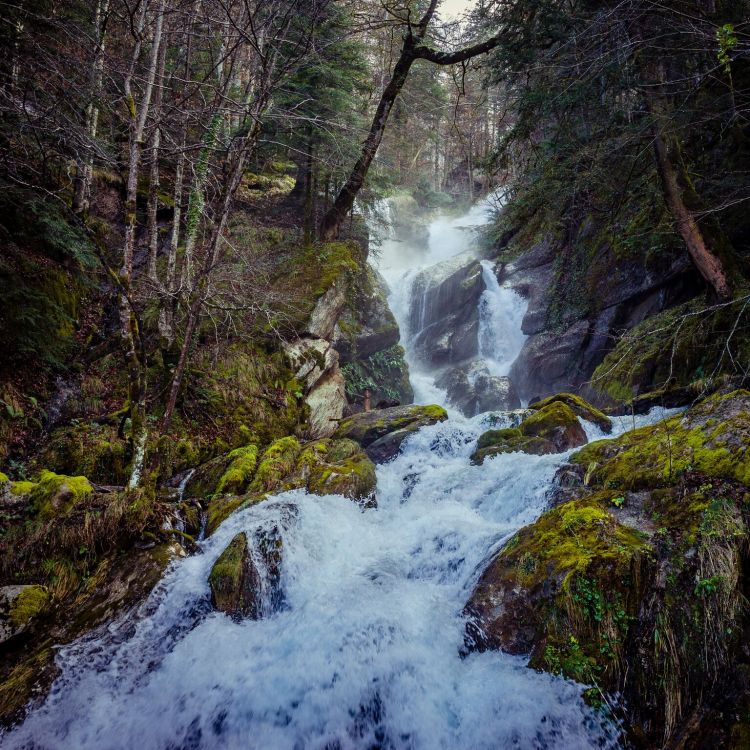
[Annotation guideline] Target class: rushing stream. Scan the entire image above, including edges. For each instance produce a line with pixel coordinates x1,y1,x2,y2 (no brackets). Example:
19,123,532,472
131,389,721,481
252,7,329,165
3,200,675,749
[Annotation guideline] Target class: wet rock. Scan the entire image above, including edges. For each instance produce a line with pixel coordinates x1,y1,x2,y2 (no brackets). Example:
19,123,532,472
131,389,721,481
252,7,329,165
436,361,521,417
471,401,587,464
208,532,262,619
334,404,448,463
502,228,700,404
334,267,400,363
194,437,377,535
463,390,750,747
0,585,49,643
409,254,483,367
528,392,611,433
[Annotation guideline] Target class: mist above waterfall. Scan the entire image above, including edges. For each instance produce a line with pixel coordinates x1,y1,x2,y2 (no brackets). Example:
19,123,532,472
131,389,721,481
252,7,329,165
371,195,528,411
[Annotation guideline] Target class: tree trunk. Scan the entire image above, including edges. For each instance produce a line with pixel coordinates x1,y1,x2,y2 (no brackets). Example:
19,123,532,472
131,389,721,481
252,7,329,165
318,6,504,241
120,0,166,488
319,44,417,241
73,0,110,216
651,127,731,301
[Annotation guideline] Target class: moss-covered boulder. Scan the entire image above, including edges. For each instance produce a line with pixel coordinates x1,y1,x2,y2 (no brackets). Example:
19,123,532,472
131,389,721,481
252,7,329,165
471,401,587,464
528,392,611,433
28,470,94,520
189,436,378,536
333,404,448,463
464,390,750,746
0,585,50,643
208,532,262,619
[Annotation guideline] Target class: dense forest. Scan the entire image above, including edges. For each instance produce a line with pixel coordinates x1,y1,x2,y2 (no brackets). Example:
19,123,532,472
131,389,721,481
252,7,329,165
0,0,749,748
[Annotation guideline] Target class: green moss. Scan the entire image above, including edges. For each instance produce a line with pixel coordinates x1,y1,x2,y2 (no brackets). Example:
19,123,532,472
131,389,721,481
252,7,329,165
250,436,302,493
8,585,49,628
529,393,611,433
572,391,750,490
208,532,253,616
214,445,259,497
523,401,579,436
0,471,8,482
472,401,585,463
10,480,35,496
30,470,93,520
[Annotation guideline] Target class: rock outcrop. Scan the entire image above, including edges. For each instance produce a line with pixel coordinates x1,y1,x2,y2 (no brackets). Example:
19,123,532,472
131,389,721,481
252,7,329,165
334,404,448,463
464,390,750,746
409,253,483,367
499,228,701,404
436,361,521,417
335,266,413,407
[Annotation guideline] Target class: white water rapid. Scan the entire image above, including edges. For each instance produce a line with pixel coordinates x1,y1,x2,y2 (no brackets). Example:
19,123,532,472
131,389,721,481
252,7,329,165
2,198,678,750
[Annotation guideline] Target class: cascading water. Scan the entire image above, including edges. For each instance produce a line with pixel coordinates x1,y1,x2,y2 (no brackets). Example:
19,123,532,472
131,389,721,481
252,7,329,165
2,195,677,749
478,260,527,377
2,408,676,749
372,194,526,405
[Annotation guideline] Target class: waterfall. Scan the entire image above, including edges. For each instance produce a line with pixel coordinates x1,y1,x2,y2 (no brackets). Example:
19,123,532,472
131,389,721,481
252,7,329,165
2,194,675,749
2,408,676,748
477,260,527,377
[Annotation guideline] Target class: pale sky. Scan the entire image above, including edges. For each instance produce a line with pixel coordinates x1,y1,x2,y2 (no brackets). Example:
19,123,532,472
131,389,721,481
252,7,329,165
440,0,478,21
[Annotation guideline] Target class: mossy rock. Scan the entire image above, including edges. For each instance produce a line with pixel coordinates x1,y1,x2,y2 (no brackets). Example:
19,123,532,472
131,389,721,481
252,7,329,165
215,445,259,496
472,401,587,464
29,470,93,520
465,390,750,746
199,437,377,536
528,393,612,433
0,585,50,643
34,423,128,485
208,532,261,619
334,404,448,462
571,389,750,490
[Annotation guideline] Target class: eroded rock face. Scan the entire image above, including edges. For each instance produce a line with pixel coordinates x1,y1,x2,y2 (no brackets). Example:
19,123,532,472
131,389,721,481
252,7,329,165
436,361,521,417
334,404,448,463
464,390,750,747
501,232,700,404
284,337,347,439
409,254,483,367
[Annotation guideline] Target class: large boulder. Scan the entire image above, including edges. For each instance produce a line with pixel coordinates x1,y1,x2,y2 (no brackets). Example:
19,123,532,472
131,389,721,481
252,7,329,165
435,360,520,417
500,225,700,404
527,392,611,433
186,437,377,536
464,390,750,747
471,401,587,464
334,404,448,463
409,254,483,367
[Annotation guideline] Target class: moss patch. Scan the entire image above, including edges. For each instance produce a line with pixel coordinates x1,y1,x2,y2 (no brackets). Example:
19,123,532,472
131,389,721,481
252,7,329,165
529,393,612,433
472,401,587,463
8,585,49,629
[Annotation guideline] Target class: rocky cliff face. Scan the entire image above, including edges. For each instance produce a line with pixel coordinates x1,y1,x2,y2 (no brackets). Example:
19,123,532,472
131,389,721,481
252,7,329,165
500,227,701,405
409,252,483,368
